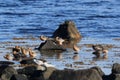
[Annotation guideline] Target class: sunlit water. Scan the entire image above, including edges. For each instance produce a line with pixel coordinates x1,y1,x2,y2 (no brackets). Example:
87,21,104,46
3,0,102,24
0,0,120,75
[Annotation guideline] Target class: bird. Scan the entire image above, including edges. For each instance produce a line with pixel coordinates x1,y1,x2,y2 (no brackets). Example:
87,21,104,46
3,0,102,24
73,54,79,60
29,49,37,58
21,47,29,57
33,58,55,67
92,51,101,58
55,37,65,45
92,44,109,58
56,53,62,59
92,45,103,52
12,46,21,53
40,35,48,41
4,54,14,60
73,44,80,54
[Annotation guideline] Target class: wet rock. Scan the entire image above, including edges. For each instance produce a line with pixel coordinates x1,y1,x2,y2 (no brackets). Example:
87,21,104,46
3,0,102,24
52,20,82,41
0,65,18,80
112,63,120,74
49,68,102,80
0,61,14,65
43,67,56,80
38,40,66,51
103,74,120,80
114,74,120,80
17,65,46,80
10,74,28,80
91,66,105,77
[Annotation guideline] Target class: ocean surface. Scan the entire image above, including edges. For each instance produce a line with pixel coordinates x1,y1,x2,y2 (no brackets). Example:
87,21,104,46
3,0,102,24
0,0,120,39
0,0,120,75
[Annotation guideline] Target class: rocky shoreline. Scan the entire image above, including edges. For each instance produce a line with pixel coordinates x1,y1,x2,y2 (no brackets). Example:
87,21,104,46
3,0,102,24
0,62,120,80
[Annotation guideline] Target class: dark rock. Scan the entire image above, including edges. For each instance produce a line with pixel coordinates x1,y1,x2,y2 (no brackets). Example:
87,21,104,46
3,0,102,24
17,65,46,80
38,40,66,51
10,74,28,80
91,66,105,77
17,65,37,76
0,65,18,80
43,67,56,80
30,70,45,80
0,61,14,65
112,63,120,74
49,68,102,80
52,20,82,41
114,74,120,80
103,74,120,80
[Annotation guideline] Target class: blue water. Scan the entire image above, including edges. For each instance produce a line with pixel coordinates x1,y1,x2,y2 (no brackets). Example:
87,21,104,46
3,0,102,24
0,0,120,41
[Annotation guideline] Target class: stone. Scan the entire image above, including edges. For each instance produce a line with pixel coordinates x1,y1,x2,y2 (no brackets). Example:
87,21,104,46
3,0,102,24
91,66,105,77
38,40,66,51
43,67,56,80
52,20,82,41
0,65,18,80
10,74,28,80
17,65,46,80
112,63,120,74
49,68,102,80
0,61,14,65
114,74,120,80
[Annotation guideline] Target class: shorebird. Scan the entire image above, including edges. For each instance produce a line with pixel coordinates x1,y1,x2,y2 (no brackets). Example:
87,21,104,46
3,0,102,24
92,44,108,58
29,49,37,58
12,46,21,52
92,45,103,52
73,54,79,60
55,37,65,45
40,35,48,41
33,58,55,67
4,54,14,60
73,44,80,54
21,47,29,57
56,53,62,59
92,51,101,58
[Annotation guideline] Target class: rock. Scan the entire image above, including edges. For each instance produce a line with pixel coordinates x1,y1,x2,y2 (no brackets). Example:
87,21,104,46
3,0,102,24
0,65,18,80
17,65,38,76
43,67,56,80
114,74,120,80
30,70,45,80
10,74,28,80
112,63,120,74
103,74,120,80
38,40,66,51
52,20,82,41
49,68,102,80
17,65,46,80
91,66,105,77
0,61,14,65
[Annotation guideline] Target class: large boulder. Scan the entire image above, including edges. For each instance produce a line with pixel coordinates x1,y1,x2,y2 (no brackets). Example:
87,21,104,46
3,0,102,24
52,20,82,41
49,68,102,80
0,65,18,80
